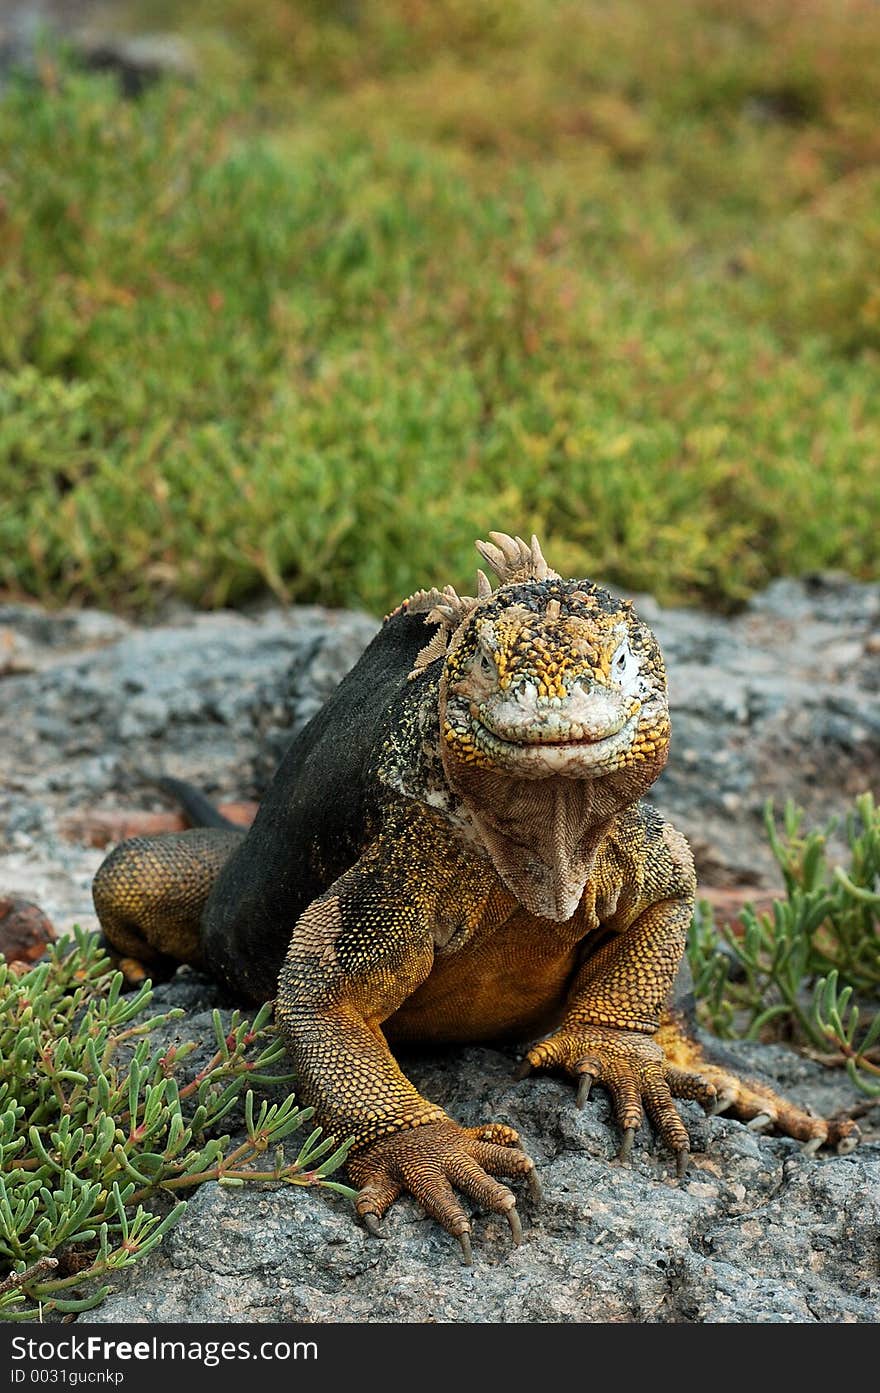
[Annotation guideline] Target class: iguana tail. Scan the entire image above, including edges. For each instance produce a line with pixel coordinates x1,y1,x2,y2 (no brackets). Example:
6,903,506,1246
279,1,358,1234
155,774,241,829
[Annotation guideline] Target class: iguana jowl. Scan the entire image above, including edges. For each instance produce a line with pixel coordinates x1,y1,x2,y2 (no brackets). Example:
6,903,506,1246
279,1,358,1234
92,532,857,1261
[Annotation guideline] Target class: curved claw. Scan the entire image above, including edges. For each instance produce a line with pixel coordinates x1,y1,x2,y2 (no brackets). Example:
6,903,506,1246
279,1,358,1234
675,1149,689,1179
458,1231,473,1266
527,1166,543,1205
708,1083,737,1116
507,1207,523,1246
575,1072,594,1109
746,1112,774,1133
618,1126,636,1164
514,1057,534,1081
362,1212,385,1239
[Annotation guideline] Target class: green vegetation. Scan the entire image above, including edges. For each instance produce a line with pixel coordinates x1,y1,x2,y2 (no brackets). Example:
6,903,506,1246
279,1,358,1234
1,0,879,614
689,793,880,1096
0,929,353,1320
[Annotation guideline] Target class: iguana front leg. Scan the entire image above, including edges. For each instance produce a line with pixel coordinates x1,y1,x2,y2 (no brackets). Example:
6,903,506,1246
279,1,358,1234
274,841,538,1261
518,894,713,1173
517,819,714,1172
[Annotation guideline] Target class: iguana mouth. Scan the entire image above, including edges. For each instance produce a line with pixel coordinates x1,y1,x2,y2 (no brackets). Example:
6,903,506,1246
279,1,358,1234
476,708,634,747
472,710,640,762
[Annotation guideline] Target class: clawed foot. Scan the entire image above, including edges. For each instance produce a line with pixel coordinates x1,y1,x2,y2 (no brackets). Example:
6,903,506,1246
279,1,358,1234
516,1024,719,1176
690,1062,860,1155
349,1120,541,1264
518,1024,861,1162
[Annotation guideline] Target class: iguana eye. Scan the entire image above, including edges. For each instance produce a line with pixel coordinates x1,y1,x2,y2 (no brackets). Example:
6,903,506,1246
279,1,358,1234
612,643,634,681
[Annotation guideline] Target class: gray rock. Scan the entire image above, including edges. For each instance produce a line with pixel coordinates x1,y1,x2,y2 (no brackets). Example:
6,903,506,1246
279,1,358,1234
2,575,879,922
75,32,198,96
1,576,880,924
646,574,880,884
3,576,879,921
84,973,880,1325
0,602,376,929
0,3,198,95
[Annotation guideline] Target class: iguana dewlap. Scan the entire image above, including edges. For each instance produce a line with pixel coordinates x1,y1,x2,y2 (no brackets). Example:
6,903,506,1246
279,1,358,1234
92,531,857,1261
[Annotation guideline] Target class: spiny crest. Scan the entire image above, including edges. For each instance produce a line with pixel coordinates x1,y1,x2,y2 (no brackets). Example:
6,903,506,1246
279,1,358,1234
404,530,560,680
405,584,480,681
400,587,449,617
403,583,477,629
474,532,560,587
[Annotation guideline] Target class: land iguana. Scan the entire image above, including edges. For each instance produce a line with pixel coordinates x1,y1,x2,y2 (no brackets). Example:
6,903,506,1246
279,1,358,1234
92,532,857,1262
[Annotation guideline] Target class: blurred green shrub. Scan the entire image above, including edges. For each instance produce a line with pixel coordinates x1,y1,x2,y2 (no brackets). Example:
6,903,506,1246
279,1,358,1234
1,1,879,614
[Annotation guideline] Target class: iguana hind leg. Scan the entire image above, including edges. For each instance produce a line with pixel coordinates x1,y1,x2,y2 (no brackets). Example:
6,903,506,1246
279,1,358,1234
656,1003,859,1155
92,828,244,974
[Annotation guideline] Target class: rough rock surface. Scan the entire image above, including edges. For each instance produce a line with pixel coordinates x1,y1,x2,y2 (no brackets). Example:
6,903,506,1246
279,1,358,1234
646,574,880,885
84,972,880,1325
0,601,377,930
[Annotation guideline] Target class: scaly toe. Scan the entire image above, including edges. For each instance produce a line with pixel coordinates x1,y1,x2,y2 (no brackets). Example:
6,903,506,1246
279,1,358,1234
711,1087,737,1116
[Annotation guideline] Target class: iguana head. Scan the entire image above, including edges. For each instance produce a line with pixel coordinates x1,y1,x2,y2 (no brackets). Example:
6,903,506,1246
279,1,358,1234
404,532,671,920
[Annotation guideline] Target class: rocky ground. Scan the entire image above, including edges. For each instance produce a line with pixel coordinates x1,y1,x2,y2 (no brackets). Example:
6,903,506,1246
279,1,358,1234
1,576,879,1323
84,972,879,1325
0,598,378,933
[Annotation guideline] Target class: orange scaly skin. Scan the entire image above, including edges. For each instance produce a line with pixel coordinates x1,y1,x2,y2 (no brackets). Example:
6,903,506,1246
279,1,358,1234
92,531,857,1262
